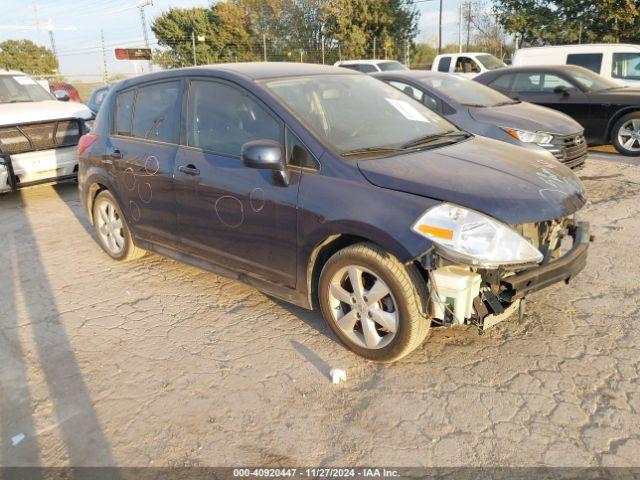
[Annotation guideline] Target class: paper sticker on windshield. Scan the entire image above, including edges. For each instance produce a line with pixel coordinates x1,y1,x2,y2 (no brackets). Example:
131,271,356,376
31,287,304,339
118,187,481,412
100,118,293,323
385,98,430,123
13,76,37,86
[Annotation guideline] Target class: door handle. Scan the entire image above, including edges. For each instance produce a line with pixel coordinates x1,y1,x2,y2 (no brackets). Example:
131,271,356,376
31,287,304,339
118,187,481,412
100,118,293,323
110,149,123,159
178,164,200,176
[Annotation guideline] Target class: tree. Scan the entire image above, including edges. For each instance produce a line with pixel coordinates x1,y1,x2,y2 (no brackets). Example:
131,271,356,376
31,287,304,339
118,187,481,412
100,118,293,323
152,4,256,68
493,0,640,46
0,40,57,75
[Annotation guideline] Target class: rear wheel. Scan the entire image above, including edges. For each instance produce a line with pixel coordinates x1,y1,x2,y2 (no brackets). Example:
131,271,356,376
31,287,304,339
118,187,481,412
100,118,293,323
612,112,640,156
318,242,430,362
93,190,146,261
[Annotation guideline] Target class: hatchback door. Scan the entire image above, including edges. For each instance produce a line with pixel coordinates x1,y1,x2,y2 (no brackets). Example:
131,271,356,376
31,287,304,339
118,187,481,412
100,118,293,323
174,78,301,288
108,80,182,245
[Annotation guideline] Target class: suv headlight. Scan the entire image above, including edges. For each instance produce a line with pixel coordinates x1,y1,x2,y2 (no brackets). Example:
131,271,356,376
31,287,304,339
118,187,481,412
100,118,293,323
412,203,543,268
501,127,553,144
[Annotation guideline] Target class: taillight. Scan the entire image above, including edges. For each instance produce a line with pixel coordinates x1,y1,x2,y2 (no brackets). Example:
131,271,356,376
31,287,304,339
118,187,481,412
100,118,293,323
78,133,99,156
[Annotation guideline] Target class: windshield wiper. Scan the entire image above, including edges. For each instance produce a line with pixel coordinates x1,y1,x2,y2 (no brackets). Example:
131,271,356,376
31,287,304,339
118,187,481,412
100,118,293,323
341,146,404,157
401,130,469,149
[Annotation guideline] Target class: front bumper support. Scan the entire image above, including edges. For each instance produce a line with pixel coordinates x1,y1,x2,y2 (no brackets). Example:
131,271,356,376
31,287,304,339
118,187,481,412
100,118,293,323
499,222,590,302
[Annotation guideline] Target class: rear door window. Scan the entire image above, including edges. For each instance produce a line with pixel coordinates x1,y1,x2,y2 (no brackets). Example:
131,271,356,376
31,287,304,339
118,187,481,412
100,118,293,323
187,80,283,157
131,81,181,143
566,53,603,73
437,57,451,72
115,89,135,136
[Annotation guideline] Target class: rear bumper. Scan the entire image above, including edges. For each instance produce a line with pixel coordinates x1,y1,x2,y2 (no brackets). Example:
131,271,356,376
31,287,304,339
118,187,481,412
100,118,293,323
500,222,590,301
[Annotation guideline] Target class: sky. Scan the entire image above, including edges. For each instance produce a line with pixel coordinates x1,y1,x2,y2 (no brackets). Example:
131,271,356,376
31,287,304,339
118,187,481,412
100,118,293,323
0,0,474,82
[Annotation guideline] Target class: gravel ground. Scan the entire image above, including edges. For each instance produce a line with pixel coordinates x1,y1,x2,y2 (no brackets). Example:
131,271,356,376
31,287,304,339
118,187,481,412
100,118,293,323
1,152,639,467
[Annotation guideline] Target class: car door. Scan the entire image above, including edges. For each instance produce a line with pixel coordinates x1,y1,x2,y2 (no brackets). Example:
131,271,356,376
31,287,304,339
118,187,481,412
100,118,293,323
508,71,591,128
174,78,301,288
109,80,182,245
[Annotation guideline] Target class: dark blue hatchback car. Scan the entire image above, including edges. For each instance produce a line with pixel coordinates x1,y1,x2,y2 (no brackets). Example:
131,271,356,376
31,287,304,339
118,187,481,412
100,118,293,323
78,63,590,362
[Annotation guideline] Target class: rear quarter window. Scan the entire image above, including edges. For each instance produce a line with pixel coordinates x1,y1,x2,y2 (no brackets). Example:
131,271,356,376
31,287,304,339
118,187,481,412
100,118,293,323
115,89,135,136
437,57,452,72
566,53,603,74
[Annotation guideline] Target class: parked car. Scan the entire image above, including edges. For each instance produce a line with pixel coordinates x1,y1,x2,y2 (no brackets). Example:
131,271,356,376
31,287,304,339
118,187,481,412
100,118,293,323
431,52,506,78
374,70,587,168
49,81,81,102
475,65,640,156
0,70,93,193
86,85,110,115
512,43,640,84
79,63,589,362
334,60,407,73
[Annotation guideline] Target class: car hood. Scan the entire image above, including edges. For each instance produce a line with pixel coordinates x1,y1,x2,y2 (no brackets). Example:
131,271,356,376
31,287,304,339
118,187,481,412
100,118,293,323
468,102,582,135
0,100,92,127
357,136,587,224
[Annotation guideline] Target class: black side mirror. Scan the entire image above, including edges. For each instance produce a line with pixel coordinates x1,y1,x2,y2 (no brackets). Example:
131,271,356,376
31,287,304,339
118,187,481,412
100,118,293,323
53,90,70,102
554,85,570,97
241,139,289,186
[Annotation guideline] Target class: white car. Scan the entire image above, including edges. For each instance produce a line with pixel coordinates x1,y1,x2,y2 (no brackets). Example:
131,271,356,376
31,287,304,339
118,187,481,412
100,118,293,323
512,44,640,84
0,70,93,193
431,52,506,78
334,60,407,73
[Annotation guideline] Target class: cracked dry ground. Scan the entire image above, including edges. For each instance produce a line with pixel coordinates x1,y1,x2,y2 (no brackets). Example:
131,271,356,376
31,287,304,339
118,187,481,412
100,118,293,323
1,152,639,468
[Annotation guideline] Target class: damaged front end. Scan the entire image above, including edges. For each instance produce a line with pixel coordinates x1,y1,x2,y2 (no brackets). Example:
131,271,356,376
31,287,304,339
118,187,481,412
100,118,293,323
416,208,591,333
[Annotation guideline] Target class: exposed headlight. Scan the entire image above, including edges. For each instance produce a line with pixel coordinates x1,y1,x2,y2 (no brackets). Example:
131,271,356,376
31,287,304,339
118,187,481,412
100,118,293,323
501,128,553,144
412,203,543,268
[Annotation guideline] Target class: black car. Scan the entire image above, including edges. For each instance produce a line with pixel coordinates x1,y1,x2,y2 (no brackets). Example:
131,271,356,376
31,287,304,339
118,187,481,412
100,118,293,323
373,70,587,168
475,65,640,156
78,63,589,362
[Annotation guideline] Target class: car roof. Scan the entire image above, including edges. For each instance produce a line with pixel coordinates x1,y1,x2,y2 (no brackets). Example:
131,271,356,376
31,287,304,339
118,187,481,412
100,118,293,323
517,43,640,51
337,59,401,65
116,62,358,91
372,70,452,81
483,64,587,74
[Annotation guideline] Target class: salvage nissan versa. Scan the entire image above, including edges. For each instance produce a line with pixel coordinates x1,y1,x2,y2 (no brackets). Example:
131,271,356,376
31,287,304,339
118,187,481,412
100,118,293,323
78,63,590,362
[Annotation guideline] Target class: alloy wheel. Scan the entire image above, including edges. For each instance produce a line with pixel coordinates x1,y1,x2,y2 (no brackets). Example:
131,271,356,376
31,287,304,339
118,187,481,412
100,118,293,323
617,119,640,152
96,200,125,255
327,265,399,349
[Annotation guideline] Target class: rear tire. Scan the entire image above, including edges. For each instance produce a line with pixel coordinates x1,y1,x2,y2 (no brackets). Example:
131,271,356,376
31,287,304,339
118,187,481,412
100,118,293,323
92,190,146,262
611,112,640,156
318,242,430,362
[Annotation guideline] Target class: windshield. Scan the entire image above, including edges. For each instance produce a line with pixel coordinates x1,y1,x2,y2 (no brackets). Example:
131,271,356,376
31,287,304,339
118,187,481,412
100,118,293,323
612,52,640,81
419,73,515,107
263,74,457,153
568,67,621,91
0,75,53,103
476,54,506,70
378,61,407,72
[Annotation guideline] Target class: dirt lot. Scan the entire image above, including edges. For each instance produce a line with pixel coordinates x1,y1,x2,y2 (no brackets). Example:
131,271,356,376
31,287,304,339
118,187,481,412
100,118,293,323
1,152,639,467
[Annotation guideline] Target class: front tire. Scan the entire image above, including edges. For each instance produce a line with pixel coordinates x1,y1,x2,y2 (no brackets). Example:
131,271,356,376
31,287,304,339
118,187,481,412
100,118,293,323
318,242,430,362
92,190,146,261
612,112,640,156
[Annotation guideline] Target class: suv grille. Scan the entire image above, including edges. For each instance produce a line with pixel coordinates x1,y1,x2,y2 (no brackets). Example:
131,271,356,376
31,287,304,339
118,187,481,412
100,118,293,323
543,133,587,168
0,119,82,155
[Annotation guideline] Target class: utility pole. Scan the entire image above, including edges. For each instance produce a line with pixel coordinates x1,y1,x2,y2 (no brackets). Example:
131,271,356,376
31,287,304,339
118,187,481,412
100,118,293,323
138,0,153,72
101,29,108,84
262,34,267,61
373,37,376,59
466,2,471,52
191,31,197,66
578,20,583,44
405,38,410,68
458,3,463,52
321,35,325,64
300,49,303,62
48,30,58,72
437,0,443,54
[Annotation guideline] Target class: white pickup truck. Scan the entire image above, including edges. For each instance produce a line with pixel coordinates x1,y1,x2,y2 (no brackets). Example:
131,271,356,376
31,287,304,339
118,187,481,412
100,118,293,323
0,70,93,193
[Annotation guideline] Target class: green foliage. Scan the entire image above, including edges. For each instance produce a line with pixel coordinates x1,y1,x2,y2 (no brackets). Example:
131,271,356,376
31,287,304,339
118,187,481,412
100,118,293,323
494,0,640,45
151,0,419,67
0,39,58,75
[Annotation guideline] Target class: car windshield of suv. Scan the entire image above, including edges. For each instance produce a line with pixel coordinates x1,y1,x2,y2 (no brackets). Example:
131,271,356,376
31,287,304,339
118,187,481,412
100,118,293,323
377,61,407,71
0,75,53,103
567,67,622,91
420,73,516,107
611,52,640,81
263,74,458,154
476,54,506,70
